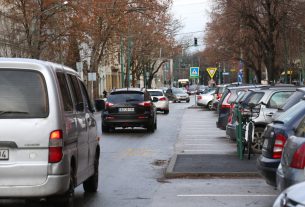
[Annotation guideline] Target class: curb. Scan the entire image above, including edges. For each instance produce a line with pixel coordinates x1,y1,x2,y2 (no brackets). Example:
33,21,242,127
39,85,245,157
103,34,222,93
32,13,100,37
165,154,261,179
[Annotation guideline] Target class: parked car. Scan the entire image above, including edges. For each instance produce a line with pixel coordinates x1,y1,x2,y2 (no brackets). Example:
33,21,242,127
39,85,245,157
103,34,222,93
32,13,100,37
226,89,258,140
249,87,296,153
0,58,100,204
271,87,305,120
148,89,169,114
187,85,198,95
165,87,190,103
196,85,209,94
276,113,305,191
257,100,305,186
196,89,216,109
216,85,259,130
102,88,158,133
273,181,305,207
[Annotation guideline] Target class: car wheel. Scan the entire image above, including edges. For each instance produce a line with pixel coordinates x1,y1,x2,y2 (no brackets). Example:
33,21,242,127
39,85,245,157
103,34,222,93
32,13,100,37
207,101,213,110
147,120,155,133
164,110,169,114
83,154,99,192
186,100,190,103
251,127,265,153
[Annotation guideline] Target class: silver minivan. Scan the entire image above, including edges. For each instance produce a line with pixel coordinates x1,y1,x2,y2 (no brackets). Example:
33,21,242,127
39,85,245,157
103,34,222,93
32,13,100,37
0,58,100,204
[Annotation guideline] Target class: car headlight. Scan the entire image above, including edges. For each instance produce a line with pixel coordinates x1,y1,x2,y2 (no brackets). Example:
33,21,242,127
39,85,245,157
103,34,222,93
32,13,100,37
273,192,287,207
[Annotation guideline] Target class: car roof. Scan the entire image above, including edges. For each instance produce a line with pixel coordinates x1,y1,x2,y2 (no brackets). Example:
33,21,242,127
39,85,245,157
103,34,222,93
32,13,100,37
147,89,163,92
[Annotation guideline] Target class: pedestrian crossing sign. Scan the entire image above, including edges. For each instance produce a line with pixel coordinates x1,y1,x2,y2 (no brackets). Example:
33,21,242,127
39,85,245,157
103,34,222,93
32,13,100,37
207,67,217,78
189,67,199,78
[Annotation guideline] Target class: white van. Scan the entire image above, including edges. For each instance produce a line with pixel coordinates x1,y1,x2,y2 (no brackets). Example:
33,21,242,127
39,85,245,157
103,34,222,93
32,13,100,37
0,58,100,204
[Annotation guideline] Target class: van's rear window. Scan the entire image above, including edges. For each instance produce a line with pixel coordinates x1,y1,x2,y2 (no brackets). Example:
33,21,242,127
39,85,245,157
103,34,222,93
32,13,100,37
0,69,48,118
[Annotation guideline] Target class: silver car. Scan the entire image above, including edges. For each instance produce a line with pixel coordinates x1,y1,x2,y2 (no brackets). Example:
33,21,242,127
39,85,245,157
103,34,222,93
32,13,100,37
277,115,305,191
0,58,100,204
196,89,215,109
273,181,305,207
148,89,169,114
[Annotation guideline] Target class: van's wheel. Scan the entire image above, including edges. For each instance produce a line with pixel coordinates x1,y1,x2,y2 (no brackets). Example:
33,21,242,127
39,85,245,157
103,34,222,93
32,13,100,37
83,155,99,192
186,100,190,103
102,124,109,133
57,167,75,207
164,109,169,114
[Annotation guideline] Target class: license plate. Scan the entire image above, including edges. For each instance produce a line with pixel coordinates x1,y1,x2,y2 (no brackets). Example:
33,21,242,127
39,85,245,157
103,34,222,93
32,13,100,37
119,108,134,112
0,149,9,160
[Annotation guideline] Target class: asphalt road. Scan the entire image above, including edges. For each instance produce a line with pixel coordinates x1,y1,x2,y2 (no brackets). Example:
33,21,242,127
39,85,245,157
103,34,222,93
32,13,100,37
0,97,279,207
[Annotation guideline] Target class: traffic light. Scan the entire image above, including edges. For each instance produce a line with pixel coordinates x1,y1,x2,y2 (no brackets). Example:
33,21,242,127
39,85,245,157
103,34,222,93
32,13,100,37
194,38,198,46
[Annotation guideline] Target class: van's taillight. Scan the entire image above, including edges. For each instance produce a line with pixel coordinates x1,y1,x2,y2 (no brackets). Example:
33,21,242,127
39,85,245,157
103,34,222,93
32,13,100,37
197,95,202,100
290,143,305,169
49,130,63,163
105,102,114,109
272,133,287,159
138,101,152,107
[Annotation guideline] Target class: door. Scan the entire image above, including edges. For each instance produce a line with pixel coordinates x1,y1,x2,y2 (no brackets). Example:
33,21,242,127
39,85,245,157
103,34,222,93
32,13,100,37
67,75,89,179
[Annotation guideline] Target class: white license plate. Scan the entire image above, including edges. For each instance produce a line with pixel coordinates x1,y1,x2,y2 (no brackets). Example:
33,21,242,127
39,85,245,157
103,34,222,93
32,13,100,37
119,108,134,112
0,149,9,160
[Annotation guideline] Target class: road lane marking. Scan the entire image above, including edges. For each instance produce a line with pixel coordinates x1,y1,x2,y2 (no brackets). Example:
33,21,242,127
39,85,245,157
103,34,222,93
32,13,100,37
177,194,277,197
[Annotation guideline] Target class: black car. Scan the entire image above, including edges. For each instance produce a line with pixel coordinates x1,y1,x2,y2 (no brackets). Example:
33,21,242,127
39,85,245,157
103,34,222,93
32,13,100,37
102,88,158,133
257,100,305,186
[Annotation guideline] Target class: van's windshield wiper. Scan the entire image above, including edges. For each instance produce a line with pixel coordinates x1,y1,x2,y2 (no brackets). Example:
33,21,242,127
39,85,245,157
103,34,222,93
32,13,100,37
0,111,29,116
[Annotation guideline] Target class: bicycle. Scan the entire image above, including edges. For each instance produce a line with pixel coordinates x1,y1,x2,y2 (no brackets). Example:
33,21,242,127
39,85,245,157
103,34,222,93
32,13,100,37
243,103,258,160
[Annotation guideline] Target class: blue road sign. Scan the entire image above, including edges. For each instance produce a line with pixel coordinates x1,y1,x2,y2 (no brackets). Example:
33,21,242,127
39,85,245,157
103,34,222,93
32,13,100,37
190,67,199,78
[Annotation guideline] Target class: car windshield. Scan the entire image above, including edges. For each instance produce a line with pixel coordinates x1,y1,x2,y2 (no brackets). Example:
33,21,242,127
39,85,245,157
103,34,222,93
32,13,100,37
107,91,144,103
148,91,163,96
0,69,48,118
276,101,305,124
247,92,264,105
173,88,185,94
280,90,305,111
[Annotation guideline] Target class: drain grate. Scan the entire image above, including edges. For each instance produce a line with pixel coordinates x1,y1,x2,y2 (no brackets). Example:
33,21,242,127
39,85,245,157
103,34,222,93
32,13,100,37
166,154,260,178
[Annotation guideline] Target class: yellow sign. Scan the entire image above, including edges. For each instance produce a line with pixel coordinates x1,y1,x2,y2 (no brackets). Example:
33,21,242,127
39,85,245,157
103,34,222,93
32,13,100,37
206,67,217,78
230,68,236,72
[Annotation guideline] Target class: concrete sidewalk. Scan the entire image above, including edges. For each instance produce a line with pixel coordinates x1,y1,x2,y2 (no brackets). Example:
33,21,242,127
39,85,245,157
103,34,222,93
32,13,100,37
165,107,259,178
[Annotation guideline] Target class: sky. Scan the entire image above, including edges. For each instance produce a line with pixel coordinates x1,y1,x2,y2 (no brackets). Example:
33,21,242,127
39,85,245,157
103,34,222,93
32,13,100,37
171,0,213,53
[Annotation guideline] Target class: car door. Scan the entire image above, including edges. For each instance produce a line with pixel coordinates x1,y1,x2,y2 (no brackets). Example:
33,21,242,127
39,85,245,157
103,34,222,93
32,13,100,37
79,80,97,172
67,74,89,182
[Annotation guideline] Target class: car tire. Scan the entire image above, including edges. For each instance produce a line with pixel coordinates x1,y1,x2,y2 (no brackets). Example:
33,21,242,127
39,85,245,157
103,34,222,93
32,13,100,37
147,119,155,133
207,101,213,110
83,155,99,193
164,110,169,114
186,100,190,103
251,127,265,153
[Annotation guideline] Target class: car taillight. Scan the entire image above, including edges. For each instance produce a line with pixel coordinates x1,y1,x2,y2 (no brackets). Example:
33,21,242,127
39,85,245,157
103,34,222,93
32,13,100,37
290,143,305,169
49,130,63,163
221,93,231,109
272,133,287,159
197,95,202,100
138,101,152,107
159,97,166,101
105,102,114,108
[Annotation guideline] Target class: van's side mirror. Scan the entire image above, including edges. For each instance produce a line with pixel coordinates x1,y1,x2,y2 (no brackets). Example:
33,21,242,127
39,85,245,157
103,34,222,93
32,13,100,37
76,103,84,112
95,99,105,111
